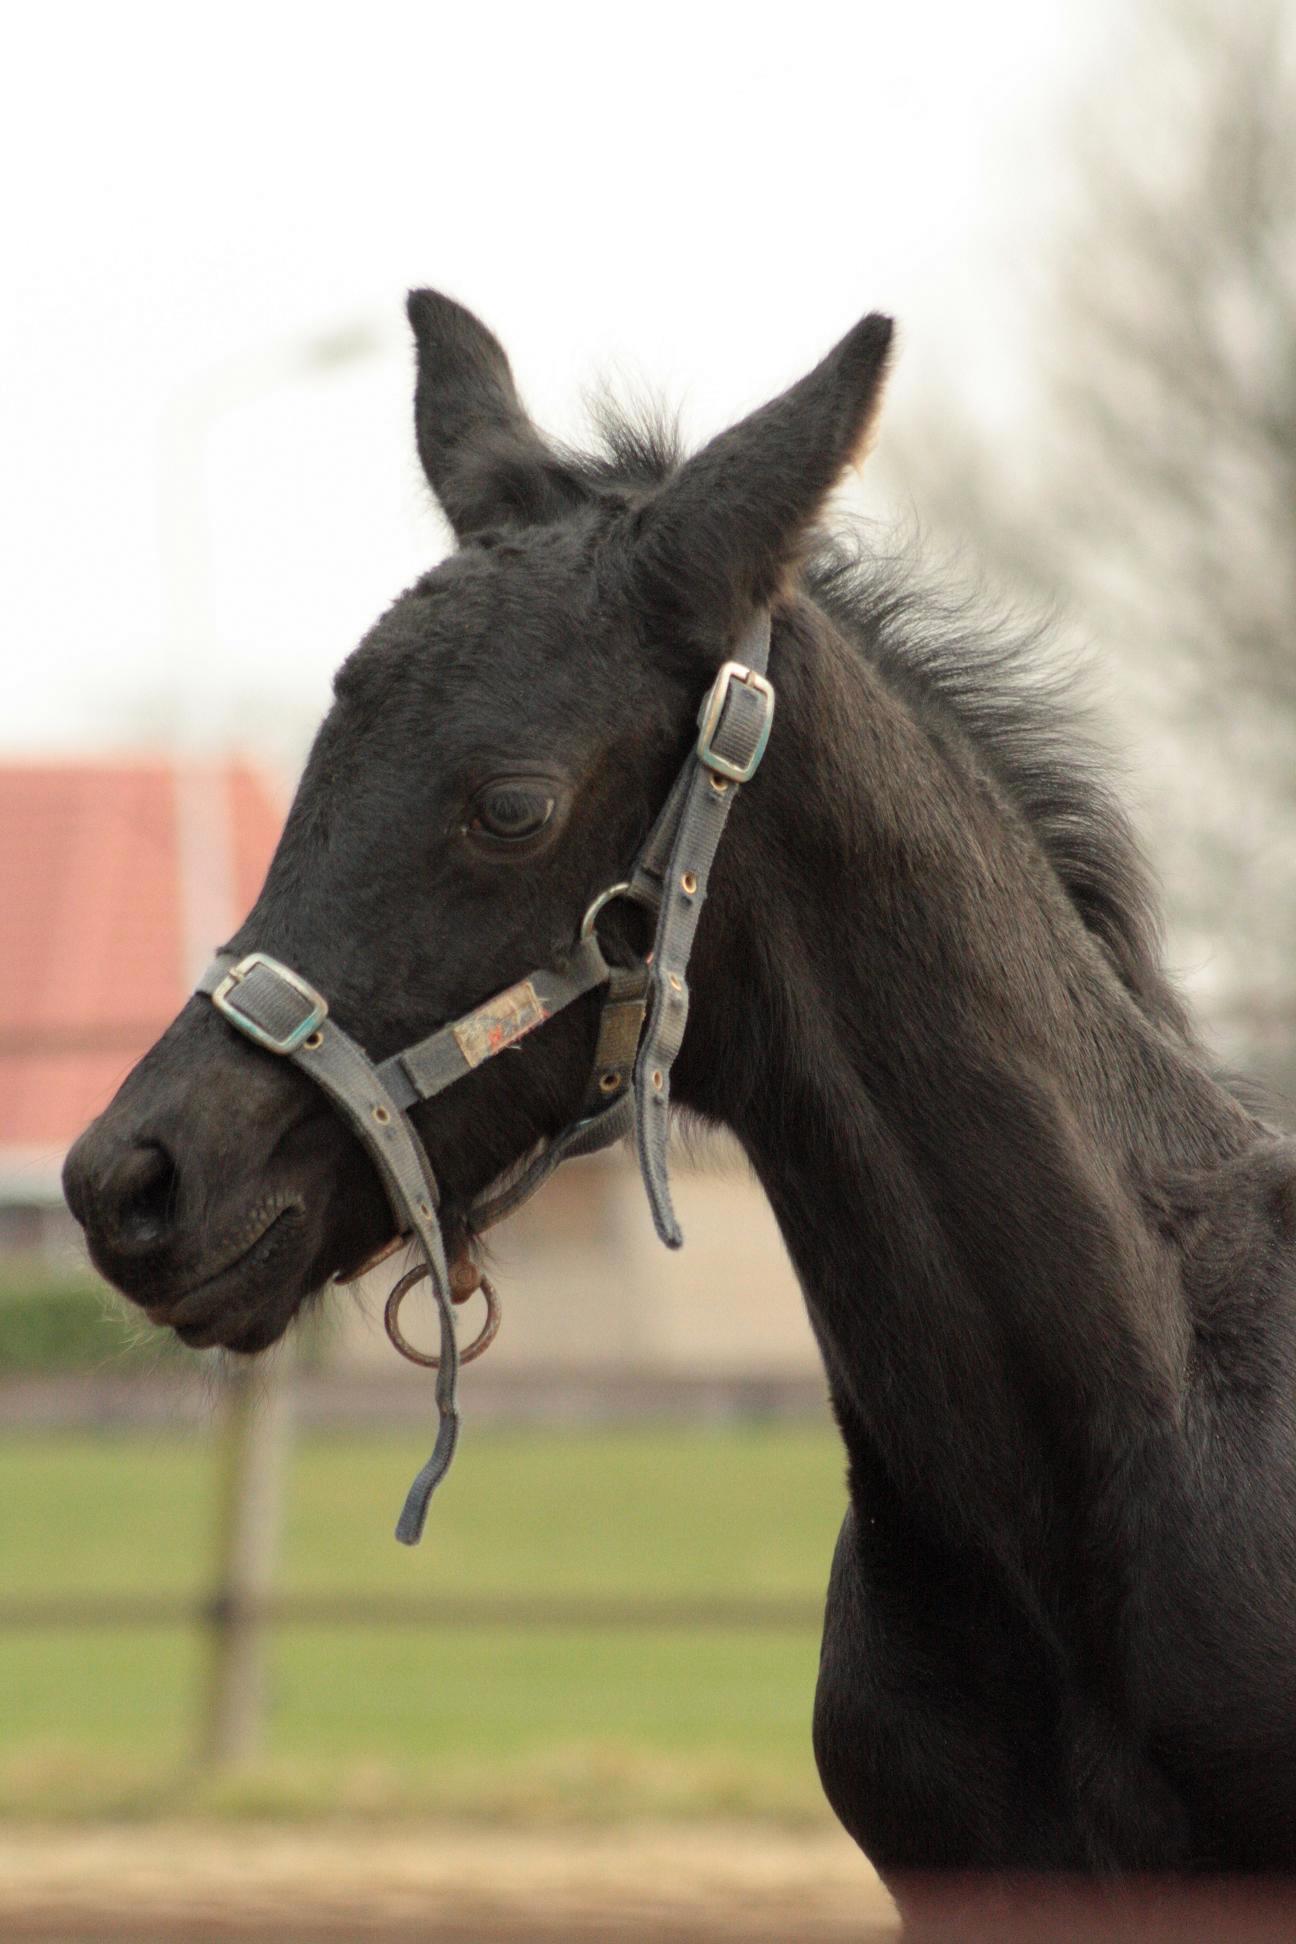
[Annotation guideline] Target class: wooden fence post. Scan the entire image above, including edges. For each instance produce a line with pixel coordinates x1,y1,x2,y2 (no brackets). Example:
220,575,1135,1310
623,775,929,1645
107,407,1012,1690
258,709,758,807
200,1347,293,1767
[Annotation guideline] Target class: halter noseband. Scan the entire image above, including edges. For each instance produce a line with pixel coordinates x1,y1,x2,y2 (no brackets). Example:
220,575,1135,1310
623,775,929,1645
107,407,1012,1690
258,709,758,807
196,613,774,1543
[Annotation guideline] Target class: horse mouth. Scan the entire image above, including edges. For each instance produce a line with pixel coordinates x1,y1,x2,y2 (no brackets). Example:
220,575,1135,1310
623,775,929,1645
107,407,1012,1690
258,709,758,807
145,1204,308,1352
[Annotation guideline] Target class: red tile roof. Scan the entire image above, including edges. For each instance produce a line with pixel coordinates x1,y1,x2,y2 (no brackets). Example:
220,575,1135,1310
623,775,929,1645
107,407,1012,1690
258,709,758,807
0,759,283,1162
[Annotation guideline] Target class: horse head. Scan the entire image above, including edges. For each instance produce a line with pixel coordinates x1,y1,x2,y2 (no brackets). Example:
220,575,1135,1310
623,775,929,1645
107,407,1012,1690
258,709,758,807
62,290,891,1354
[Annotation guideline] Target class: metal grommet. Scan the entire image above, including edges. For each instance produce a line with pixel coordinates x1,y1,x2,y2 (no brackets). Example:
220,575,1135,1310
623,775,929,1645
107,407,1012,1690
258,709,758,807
667,973,683,993
417,1199,433,1218
651,1069,664,1091
681,871,698,895
384,1263,502,1369
708,773,730,793
449,1255,482,1301
598,1069,621,1094
372,1105,391,1124
302,1030,324,1051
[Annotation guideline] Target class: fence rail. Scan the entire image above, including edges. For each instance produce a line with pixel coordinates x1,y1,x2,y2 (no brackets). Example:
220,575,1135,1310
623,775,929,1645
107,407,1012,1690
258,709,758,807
4,1365,830,1762
0,1593,822,1631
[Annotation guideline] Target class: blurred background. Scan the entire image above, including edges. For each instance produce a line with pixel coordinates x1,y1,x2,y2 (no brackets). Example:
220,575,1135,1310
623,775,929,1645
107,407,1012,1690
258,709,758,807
2,1,1292,1936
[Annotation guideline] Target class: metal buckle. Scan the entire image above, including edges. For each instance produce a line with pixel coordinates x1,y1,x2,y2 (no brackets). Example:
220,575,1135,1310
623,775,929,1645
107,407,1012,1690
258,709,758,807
211,952,329,1054
695,661,775,783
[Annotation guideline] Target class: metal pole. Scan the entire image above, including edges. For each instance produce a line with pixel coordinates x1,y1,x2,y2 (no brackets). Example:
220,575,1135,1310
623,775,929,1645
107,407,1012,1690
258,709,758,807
200,1349,294,1767
158,322,379,1772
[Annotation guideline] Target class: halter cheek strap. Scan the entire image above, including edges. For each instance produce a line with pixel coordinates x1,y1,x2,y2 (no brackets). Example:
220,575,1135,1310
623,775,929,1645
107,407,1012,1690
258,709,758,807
195,610,773,1545
630,637,773,1245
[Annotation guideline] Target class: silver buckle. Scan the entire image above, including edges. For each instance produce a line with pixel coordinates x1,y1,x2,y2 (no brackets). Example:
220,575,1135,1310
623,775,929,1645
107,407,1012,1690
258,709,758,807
695,661,775,783
211,952,329,1054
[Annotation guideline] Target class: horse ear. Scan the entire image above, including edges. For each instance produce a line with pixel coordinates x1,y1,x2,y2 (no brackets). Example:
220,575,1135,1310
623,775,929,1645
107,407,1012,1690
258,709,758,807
634,313,894,637
407,290,585,541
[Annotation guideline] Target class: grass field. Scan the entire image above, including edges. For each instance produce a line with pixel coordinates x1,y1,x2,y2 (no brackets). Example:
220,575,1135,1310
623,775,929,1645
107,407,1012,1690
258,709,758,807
0,1419,846,1824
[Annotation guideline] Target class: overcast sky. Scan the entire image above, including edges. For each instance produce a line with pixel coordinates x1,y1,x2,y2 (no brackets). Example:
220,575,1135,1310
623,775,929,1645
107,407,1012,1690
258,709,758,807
3,1,1123,770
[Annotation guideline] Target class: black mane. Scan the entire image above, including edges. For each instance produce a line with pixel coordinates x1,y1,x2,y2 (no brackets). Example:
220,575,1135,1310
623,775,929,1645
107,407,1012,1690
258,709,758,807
807,541,1193,1042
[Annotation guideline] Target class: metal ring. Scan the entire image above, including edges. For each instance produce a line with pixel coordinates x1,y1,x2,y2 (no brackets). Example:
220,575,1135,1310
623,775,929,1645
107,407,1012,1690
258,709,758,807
331,1233,405,1287
383,1262,501,1369
579,881,634,939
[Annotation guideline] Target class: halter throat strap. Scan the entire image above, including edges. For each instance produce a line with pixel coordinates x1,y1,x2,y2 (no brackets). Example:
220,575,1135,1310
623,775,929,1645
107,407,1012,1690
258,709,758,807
195,610,774,1543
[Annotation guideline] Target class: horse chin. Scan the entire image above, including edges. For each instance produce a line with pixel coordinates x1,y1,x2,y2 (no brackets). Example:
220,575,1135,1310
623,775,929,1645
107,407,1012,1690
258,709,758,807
145,1205,316,1355
175,1300,300,1357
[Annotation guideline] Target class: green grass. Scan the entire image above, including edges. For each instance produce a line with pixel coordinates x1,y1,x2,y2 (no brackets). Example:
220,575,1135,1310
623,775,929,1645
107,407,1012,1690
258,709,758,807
0,1261,334,1374
0,1421,846,1824
0,1260,180,1373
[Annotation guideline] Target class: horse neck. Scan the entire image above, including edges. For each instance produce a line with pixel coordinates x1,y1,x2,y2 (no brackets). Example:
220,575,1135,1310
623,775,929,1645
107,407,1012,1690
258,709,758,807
674,602,1254,1572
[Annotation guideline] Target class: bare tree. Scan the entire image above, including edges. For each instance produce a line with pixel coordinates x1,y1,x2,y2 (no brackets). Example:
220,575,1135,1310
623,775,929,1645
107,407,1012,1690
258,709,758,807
896,0,1296,1090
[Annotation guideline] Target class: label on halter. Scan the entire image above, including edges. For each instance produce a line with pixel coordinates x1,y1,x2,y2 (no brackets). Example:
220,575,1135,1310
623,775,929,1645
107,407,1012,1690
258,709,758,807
453,978,549,1067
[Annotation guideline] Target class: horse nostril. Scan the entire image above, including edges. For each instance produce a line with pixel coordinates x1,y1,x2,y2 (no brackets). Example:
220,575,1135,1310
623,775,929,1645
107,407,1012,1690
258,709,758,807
111,1141,180,1251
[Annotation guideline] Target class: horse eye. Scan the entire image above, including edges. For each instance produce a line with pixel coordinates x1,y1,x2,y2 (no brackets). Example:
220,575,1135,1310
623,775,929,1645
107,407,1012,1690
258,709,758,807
467,781,557,844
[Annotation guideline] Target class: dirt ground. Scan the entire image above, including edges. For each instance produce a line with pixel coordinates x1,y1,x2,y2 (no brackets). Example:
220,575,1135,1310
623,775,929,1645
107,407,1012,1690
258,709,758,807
0,1821,899,1942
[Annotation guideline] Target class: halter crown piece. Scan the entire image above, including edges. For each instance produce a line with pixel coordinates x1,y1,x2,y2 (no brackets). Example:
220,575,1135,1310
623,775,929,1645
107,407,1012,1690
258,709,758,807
197,613,774,1544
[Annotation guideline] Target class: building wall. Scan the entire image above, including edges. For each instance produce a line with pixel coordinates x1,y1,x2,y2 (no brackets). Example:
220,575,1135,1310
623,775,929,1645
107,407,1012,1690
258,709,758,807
334,1142,824,1382
3,1137,826,1392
